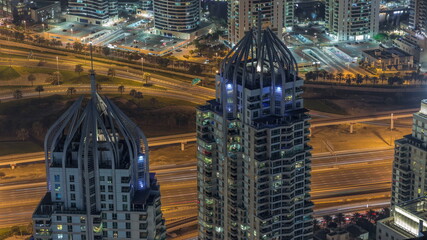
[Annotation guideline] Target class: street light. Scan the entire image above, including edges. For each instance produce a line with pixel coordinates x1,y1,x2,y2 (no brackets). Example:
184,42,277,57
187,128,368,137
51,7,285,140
56,56,59,85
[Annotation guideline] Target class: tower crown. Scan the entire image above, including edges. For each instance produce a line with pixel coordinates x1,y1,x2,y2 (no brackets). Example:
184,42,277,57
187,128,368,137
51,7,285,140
221,28,298,89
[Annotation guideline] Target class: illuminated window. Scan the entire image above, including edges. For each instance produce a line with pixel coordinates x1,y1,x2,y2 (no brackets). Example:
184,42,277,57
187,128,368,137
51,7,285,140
54,184,61,191
57,224,63,230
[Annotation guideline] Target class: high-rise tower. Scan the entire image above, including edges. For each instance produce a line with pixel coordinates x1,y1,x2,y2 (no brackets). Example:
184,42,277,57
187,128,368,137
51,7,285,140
391,100,427,207
32,52,165,240
325,0,380,41
228,0,293,45
197,28,313,240
67,0,118,25
409,0,427,35
154,0,200,36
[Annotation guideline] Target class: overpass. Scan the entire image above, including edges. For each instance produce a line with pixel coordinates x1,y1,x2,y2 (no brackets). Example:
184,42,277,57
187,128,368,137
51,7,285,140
311,110,415,133
0,110,416,167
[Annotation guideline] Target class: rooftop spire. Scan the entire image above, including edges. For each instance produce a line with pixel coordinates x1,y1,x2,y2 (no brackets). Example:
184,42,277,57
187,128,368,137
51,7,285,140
89,43,96,97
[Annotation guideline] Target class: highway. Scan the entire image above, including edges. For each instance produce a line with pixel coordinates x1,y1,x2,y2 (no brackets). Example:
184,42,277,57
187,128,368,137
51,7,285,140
0,133,197,167
0,148,394,228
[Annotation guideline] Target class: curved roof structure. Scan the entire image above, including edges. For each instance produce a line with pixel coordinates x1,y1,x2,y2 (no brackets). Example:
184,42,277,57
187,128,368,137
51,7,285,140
44,70,149,192
221,28,299,89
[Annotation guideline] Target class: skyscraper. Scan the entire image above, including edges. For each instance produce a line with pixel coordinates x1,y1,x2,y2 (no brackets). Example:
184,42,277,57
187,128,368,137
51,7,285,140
391,99,427,207
409,0,427,35
325,0,380,41
228,0,293,45
32,56,165,240
154,0,200,35
67,0,118,25
197,28,313,240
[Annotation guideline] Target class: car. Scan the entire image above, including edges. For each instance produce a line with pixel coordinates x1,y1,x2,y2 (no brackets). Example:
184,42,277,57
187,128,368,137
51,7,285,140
175,49,182,52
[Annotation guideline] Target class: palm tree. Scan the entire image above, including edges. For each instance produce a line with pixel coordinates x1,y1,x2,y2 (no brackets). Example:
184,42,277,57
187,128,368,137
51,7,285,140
129,89,137,97
35,85,44,98
27,74,36,86
379,73,387,84
107,68,116,80
143,72,151,85
371,76,379,85
67,87,76,96
355,74,363,85
13,89,23,99
118,85,125,95
74,64,84,76
336,72,344,84
364,74,370,84
346,74,353,85
328,73,335,83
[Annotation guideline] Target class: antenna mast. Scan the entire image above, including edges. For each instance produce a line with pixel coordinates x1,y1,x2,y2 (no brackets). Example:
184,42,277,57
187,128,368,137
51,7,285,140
89,43,96,97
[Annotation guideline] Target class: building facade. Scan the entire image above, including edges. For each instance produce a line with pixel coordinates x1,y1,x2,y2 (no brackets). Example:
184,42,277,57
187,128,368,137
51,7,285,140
409,0,427,35
30,1,61,23
377,197,427,240
32,68,165,240
67,0,117,25
227,0,292,45
325,0,380,41
197,28,313,240
391,100,427,207
0,0,11,18
153,0,200,36
362,45,414,71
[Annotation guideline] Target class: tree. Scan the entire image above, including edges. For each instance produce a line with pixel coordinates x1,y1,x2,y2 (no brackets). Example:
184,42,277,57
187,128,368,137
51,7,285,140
355,74,363,85
67,87,76,96
188,65,203,75
31,121,44,138
352,212,361,223
118,85,125,95
157,58,170,68
150,97,158,106
346,74,353,85
364,74,370,84
129,89,137,97
27,73,36,86
35,85,44,98
74,64,84,76
107,68,116,79
16,128,29,141
367,209,377,221
13,89,23,99
336,72,344,83
10,226,20,236
102,46,111,56
143,72,151,85
305,71,316,81
335,213,345,226
379,73,387,84
135,91,143,98
322,215,332,226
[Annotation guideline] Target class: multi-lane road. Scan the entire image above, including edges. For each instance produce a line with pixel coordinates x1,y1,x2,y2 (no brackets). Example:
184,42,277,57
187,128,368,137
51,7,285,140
0,148,394,229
